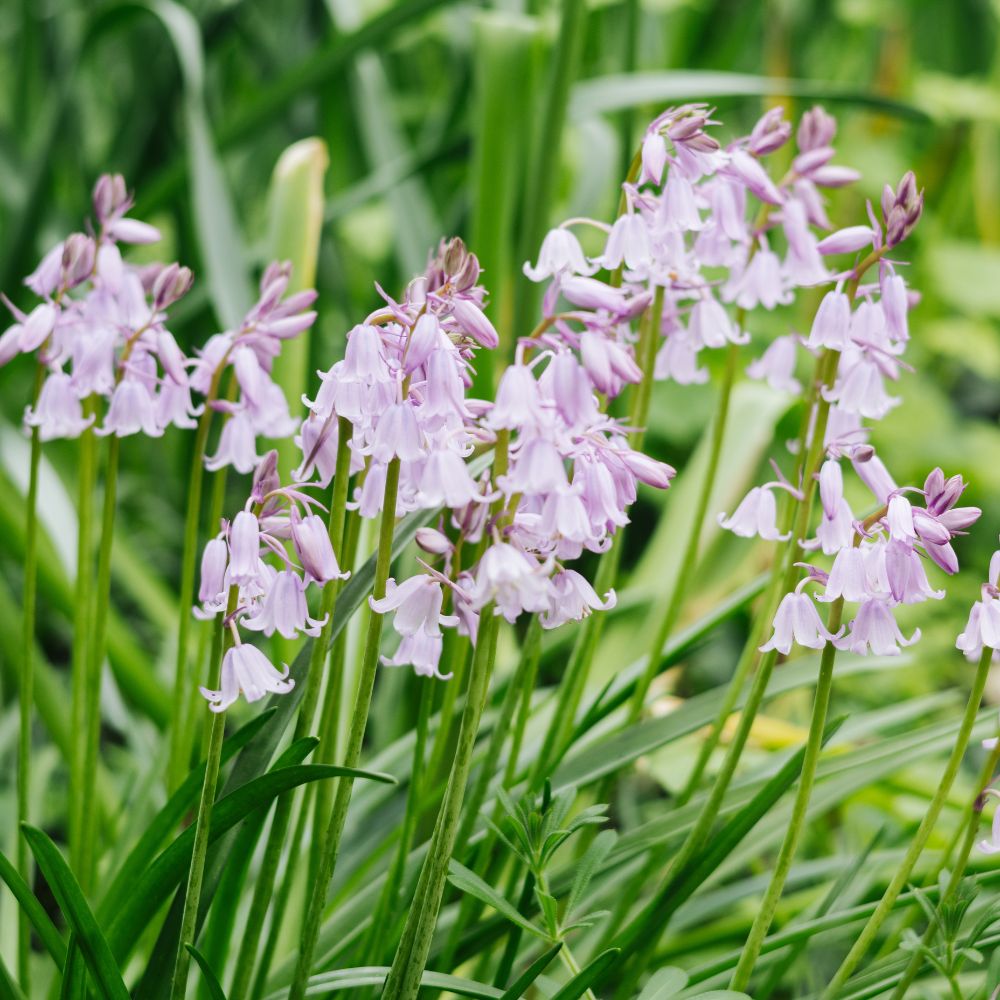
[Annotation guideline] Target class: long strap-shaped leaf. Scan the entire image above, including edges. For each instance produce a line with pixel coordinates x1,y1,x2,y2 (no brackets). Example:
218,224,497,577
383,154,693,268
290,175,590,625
132,738,324,1000
603,718,846,986
261,968,504,998
143,0,252,329
105,762,393,963
549,949,620,1000
97,707,275,922
186,944,228,1000
0,848,66,967
498,942,563,1000
21,826,130,1000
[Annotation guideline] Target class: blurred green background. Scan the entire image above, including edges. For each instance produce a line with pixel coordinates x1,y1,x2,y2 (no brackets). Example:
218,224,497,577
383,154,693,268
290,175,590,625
2,0,1000,989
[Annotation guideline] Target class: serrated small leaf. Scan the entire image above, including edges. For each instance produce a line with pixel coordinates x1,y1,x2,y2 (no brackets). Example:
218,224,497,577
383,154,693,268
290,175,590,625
535,888,559,934
567,829,617,917
447,860,548,940
562,910,610,933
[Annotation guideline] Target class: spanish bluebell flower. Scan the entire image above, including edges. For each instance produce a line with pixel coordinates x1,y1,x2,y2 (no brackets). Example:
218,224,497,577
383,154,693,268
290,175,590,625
746,336,801,394
760,587,841,655
200,642,293,713
719,484,794,542
835,597,920,656
523,227,594,281
540,570,616,629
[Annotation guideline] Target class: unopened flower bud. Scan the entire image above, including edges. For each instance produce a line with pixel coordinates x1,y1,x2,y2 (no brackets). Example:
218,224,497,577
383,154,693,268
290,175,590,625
884,171,923,247
442,237,468,277
93,173,129,224
153,263,194,310
816,226,874,255
797,106,836,152
291,511,346,583
415,527,453,555
251,450,281,505
60,234,96,289
748,107,791,156
198,537,229,604
667,115,707,141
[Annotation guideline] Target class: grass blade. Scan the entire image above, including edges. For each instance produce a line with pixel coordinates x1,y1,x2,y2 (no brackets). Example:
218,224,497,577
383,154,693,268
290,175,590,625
549,949,620,1000
106,763,394,963
0,848,66,967
21,825,129,1000
187,945,228,1000
498,942,564,999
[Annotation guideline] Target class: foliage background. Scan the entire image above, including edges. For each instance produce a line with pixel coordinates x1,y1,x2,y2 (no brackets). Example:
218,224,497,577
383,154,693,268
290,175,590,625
2,0,1000,996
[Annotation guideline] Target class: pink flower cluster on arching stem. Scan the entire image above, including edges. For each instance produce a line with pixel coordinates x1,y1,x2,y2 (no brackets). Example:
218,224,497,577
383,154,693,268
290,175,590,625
687,106,983,658
1,174,317,460
195,451,348,712
291,237,674,680
1,174,196,440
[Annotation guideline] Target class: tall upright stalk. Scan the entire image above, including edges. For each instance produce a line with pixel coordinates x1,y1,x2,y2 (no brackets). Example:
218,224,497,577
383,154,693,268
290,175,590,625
170,586,239,1000
609,346,843,991
289,455,401,1000
17,364,44,992
167,366,226,789
79,432,121,891
820,645,994,998
628,338,740,721
69,405,97,877
531,286,663,783
381,610,502,1000
361,675,434,965
889,732,1000,998
730,596,844,989
229,421,352,1000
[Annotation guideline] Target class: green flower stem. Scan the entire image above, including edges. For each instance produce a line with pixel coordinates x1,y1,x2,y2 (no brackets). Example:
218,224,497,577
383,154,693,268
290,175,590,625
304,501,365,902
381,608,502,1000
79,431,121,891
69,405,97,877
168,366,228,788
609,343,844,988
170,585,239,1000
530,286,663,784
182,464,230,769
628,337,740,722
820,645,994,1000
289,455,401,1000
889,732,1000,998
729,596,845,990
228,423,353,1000
17,365,44,992
425,631,472,784
249,787,309,1000
440,617,544,969
457,615,542,863
361,675,435,966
